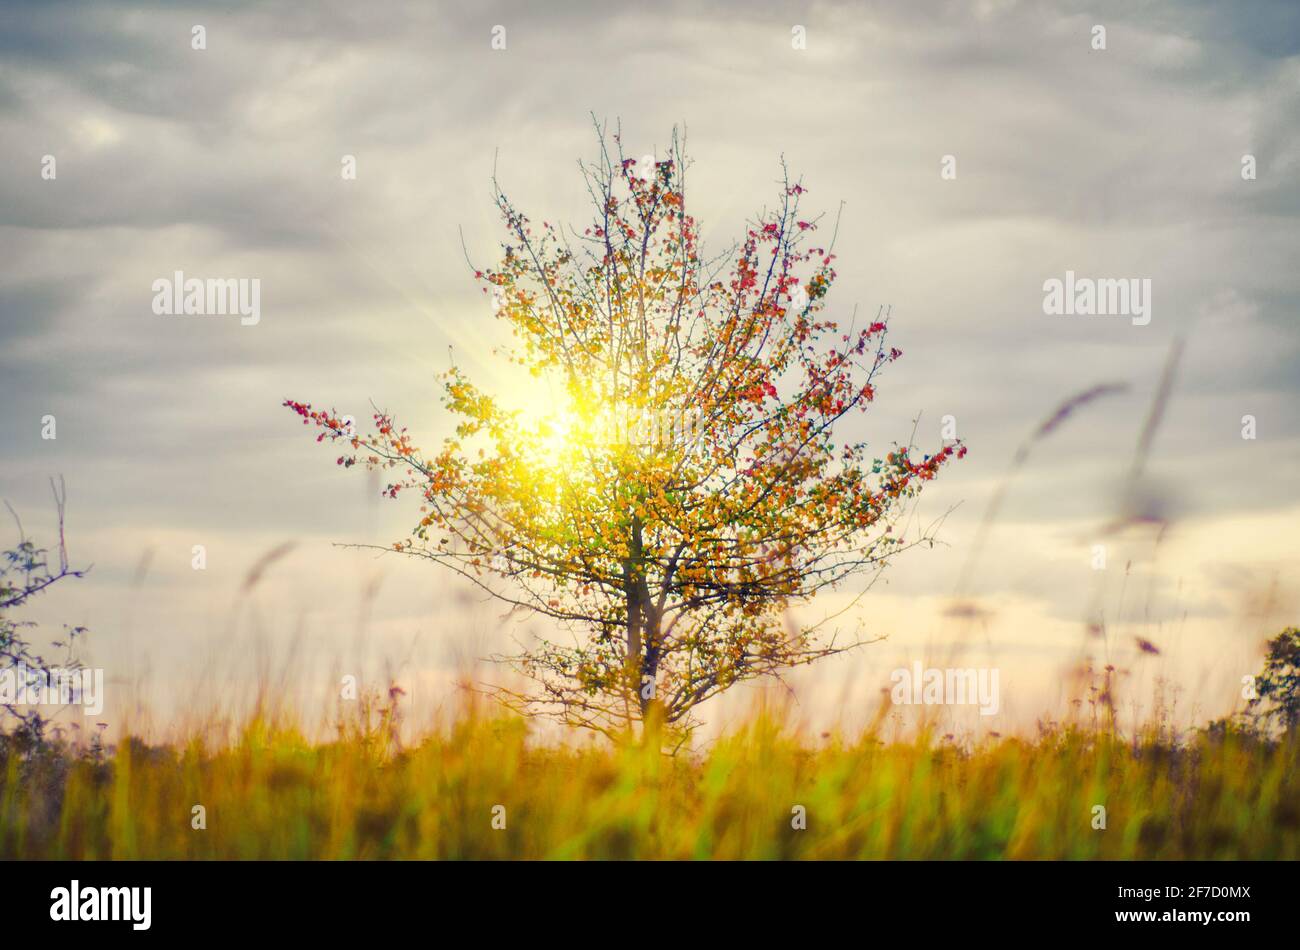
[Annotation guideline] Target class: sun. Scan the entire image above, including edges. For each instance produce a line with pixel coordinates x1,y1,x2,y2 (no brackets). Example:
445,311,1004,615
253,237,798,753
504,381,595,475
492,364,664,481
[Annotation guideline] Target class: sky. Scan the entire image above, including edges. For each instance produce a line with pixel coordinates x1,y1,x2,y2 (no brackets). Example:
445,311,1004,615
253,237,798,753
2,0,1298,741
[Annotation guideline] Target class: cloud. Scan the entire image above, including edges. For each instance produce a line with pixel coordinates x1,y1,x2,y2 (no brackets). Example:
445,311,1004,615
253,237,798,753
1,0,1296,730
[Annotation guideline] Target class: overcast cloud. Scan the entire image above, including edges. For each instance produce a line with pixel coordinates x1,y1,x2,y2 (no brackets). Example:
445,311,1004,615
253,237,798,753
2,0,1297,735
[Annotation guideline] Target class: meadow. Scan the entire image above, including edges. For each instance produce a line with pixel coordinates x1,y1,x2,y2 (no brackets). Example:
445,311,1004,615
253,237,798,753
2,703,1295,860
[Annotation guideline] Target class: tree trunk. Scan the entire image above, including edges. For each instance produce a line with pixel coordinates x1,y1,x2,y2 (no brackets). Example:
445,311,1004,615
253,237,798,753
624,516,644,723
624,514,664,726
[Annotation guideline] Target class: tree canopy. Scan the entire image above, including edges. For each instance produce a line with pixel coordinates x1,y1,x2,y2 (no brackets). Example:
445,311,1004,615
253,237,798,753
286,124,962,738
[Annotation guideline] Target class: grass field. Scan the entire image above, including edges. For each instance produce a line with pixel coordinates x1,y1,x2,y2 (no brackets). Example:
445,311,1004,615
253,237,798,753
2,704,1295,860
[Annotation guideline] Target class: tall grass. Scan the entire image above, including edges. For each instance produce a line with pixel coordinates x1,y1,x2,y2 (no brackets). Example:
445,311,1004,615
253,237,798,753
5,360,1292,861
2,701,1294,860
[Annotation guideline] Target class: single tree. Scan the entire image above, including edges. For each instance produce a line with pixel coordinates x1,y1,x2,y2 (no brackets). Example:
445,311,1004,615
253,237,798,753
286,124,962,739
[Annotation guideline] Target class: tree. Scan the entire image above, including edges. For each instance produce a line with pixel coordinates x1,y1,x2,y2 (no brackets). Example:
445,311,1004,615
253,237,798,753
285,123,962,739
1249,627,1300,735
1,480,88,746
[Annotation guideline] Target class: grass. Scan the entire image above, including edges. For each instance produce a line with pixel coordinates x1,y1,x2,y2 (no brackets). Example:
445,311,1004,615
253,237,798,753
2,703,1296,860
